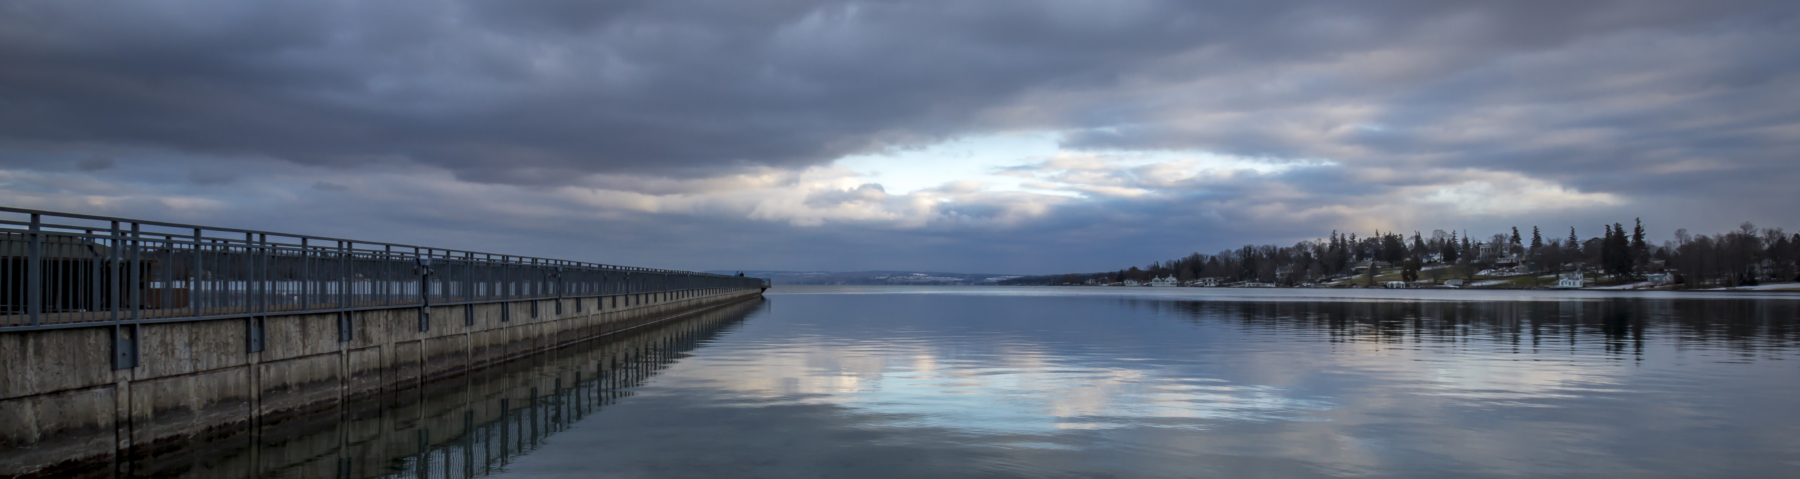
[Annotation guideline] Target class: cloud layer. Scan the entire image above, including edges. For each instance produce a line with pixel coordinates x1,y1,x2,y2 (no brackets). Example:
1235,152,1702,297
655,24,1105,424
1,0,1797,273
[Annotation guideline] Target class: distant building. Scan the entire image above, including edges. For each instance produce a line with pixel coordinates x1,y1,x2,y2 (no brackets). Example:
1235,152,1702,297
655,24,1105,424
1494,254,1521,269
1187,277,1221,287
1123,279,1142,287
1150,276,1178,287
1754,259,1779,281
1351,260,1391,273
1555,272,1585,289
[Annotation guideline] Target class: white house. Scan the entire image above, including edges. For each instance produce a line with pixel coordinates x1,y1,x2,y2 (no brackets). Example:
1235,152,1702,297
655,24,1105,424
1555,272,1585,289
1188,277,1221,287
1150,276,1179,287
1123,279,1142,287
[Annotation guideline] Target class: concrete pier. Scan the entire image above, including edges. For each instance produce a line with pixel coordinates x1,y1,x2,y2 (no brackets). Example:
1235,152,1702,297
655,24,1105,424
0,286,763,477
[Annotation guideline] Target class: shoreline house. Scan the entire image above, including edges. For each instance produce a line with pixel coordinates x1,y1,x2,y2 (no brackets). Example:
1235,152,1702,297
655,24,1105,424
1186,277,1221,287
1494,254,1521,270
1350,260,1392,274
1554,271,1585,289
1150,275,1178,287
1123,279,1142,287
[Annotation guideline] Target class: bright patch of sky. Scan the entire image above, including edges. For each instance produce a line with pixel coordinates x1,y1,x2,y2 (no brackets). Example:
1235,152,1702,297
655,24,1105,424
834,132,1064,195
834,132,1329,197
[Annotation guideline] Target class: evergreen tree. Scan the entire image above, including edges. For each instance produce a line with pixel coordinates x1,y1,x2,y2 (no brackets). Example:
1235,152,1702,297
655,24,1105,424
1443,231,1460,263
1382,233,1406,263
1631,218,1647,266
1602,224,1614,273
1511,227,1522,244
1568,227,1579,251
1412,231,1426,253
1615,222,1632,276
1531,226,1544,250
1621,227,1630,269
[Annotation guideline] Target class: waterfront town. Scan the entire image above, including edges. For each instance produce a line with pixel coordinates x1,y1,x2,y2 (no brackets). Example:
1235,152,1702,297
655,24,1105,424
1002,221,1800,291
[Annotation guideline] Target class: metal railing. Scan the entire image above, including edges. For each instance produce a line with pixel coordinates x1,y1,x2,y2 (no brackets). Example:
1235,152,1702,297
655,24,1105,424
0,206,762,332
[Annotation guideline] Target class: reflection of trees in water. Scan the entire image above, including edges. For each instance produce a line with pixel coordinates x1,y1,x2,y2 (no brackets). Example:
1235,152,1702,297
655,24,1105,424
122,298,763,479
1120,298,1800,357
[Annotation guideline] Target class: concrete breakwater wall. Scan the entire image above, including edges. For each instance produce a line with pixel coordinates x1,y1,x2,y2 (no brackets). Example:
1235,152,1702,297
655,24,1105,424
0,286,763,477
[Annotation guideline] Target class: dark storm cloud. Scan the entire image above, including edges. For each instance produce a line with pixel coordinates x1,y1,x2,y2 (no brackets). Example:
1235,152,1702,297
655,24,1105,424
75,156,115,171
186,167,238,185
2,0,1222,182
2,0,1798,272
3,0,1785,186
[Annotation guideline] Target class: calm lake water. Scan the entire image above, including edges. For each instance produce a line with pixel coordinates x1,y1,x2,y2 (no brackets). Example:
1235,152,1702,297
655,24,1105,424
138,287,1800,478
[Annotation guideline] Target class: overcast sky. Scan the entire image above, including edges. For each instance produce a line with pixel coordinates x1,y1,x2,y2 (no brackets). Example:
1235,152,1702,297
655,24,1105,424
2,0,1797,274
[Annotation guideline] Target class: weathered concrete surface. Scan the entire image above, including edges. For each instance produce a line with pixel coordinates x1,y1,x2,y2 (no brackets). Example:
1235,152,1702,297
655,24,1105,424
0,386,116,478
0,285,763,477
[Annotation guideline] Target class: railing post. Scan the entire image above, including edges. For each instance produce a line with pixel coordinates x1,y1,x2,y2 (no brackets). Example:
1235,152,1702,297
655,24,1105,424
416,247,430,332
191,228,201,319
26,213,41,326
253,233,263,316
248,232,266,353
340,241,350,309
110,221,136,369
501,255,511,322
301,237,309,310
339,241,352,342
383,244,393,307
465,251,475,326
86,229,98,315
525,257,532,318
129,223,141,322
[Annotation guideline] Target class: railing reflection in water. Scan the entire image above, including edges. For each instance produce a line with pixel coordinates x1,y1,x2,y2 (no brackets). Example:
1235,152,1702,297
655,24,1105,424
117,298,761,479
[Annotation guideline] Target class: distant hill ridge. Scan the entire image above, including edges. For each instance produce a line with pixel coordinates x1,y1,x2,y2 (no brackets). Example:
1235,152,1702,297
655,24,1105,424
704,270,1022,285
